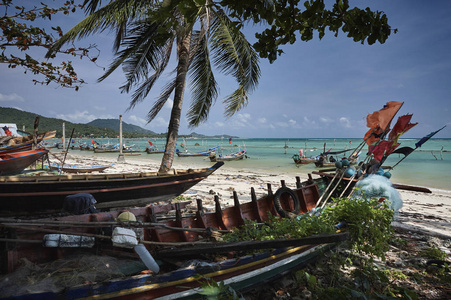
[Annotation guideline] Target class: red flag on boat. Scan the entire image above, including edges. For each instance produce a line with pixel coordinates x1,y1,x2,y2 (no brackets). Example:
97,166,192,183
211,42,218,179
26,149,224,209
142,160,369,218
148,140,153,146
91,140,95,145
229,138,232,144
388,114,417,146
369,140,400,161
364,101,403,145
370,114,418,162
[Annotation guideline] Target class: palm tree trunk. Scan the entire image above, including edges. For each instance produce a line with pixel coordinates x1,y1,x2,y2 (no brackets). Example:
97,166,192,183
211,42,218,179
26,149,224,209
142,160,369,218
159,32,191,173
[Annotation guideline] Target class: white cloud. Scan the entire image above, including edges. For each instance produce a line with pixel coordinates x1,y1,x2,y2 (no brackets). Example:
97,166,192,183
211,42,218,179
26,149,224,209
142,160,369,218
339,117,351,128
319,117,333,123
257,117,267,124
228,113,252,128
237,113,251,123
301,116,317,127
0,93,24,102
128,115,147,127
274,121,290,128
288,119,296,126
93,105,106,111
164,98,174,110
56,110,113,123
149,116,169,128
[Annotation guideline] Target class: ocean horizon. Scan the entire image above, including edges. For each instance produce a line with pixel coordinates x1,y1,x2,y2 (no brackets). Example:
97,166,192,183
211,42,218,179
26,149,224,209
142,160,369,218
47,137,451,192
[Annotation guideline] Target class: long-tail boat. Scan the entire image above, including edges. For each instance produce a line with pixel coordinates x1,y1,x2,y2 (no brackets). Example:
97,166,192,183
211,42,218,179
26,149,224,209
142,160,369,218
0,174,349,299
0,149,49,175
176,146,219,157
209,149,247,162
49,163,114,174
0,162,224,214
0,130,56,154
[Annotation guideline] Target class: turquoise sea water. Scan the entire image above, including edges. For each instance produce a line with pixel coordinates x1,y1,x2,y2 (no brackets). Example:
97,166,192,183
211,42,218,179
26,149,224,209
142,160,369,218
50,137,451,192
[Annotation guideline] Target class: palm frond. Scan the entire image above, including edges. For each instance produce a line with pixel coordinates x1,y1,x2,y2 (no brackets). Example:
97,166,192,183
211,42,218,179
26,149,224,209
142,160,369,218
223,86,248,118
209,9,260,116
47,0,154,56
98,20,173,87
187,30,218,127
145,79,177,123
125,33,174,107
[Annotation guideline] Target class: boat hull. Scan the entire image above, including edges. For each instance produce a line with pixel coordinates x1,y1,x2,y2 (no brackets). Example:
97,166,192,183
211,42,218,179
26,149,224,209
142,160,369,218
210,150,246,162
0,149,49,175
0,174,347,299
0,162,224,213
0,131,56,154
176,146,219,157
49,163,113,173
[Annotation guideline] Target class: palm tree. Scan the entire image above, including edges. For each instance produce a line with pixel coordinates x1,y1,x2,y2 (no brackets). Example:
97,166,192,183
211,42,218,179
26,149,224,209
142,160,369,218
48,0,261,172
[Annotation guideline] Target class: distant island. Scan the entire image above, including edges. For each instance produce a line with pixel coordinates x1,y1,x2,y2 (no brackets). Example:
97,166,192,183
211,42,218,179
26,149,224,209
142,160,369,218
0,107,239,139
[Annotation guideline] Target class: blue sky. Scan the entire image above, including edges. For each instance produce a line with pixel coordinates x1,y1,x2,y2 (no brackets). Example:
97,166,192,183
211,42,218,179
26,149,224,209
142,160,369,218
0,1,450,138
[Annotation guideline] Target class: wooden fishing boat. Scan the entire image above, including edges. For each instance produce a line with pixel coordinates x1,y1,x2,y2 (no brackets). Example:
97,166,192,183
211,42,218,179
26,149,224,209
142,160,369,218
145,147,165,154
0,149,49,175
0,162,224,214
0,130,56,154
49,163,114,174
176,146,219,157
292,154,317,165
0,174,348,299
209,149,247,162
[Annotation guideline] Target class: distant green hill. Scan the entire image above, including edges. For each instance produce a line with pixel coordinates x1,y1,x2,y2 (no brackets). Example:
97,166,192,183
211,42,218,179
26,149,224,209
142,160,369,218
0,107,164,138
190,132,239,139
88,119,157,135
0,107,239,139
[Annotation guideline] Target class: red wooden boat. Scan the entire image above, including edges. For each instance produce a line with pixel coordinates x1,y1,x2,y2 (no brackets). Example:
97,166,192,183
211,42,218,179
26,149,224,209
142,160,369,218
0,149,49,175
0,174,348,299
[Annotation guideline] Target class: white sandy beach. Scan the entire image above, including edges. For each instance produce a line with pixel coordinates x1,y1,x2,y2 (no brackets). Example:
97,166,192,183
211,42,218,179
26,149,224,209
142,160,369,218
50,152,451,240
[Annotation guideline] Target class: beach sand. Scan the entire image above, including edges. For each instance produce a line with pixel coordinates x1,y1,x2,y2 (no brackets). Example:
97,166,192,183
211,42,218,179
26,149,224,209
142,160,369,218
52,152,451,240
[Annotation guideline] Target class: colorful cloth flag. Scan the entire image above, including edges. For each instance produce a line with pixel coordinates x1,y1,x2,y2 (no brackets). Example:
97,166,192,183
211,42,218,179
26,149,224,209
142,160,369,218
148,140,153,146
392,146,415,156
388,114,418,145
369,140,400,161
364,101,403,145
229,138,232,144
415,126,446,148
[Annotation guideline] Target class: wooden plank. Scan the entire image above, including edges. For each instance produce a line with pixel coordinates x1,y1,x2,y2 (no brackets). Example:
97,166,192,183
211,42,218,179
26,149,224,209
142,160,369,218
156,232,349,258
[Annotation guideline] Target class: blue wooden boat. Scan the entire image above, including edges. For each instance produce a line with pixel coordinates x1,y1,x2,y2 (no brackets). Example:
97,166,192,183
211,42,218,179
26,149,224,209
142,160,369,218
49,163,114,173
176,146,219,157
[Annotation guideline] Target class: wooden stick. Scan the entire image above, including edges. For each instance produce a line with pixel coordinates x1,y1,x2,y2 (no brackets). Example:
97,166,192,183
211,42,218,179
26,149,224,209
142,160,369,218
0,220,231,233
155,232,349,258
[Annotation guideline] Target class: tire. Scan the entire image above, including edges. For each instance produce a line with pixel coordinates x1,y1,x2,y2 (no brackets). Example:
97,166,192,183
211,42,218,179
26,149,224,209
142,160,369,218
273,187,300,218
